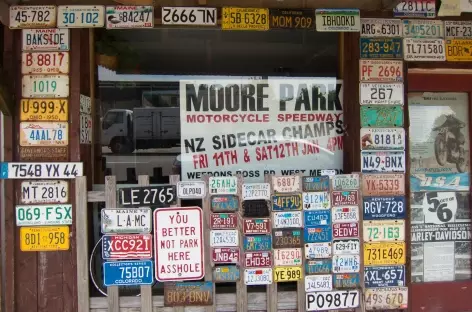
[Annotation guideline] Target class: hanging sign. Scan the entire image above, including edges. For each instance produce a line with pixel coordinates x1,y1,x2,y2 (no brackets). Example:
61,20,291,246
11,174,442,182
106,6,154,29
363,196,406,220
80,113,92,144
177,181,206,199
446,39,472,61
363,220,405,242
244,268,272,285
22,29,69,52
222,7,269,31
16,204,72,226
360,83,404,105
20,180,68,204
22,52,69,74
242,183,270,200
212,247,240,264
302,191,330,210
20,99,68,122
306,290,359,311
302,176,330,192
332,174,360,191
361,18,403,37
365,287,408,310
360,38,403,59
164,282,213,306
118,185,176,207
57,5,105,28
103,260,154,286
362,174,405,196
272,176,300,193
102,234,153,260
101,208,152,234
333,238,360,255
244,251,272,268
315,9,360,32
10,6,57,29
403,38,446,61
211,195,239,212
445,21,472,39
360,128,405,150
20,225,69,251
332,191,358,206
20,122,68,147
22,75,69,98
305,242,332,259
394,0,436,18
273,248,302,266
360,60,404,82
162,7,216,26
209,177,237,194
305,259,332,274
361,151,406,173
361,106,404,127
364,242,406,265
0,162,82,179
269,9,315,29
305,274,333,292
403,19,444,38
272,194,302,211
364,265,406,288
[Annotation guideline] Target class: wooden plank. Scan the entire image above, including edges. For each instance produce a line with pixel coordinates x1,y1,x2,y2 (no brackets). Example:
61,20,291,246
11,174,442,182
267,174,277,312
76,176,90,312
87,191,104,202
203,175,216,312
295,175,305,312
138,175,152,312
236,175,248,312
105,176,119,312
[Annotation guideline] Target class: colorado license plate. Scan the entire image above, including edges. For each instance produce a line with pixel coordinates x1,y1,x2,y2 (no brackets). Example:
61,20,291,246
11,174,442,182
273,248,302,266
209,177,237,194
362,174,405,196
302,176,330,191
332,190,358,206
303,192,330,209
360,18,403,37
244,252,272,267
16,204,72,226
103,260,153,286
210,213,238,229
212,247,240,264
360,128,405,150
242,183,270,200
20,122,68,146
272,176,300,193
332,174,360,190
364,265,405,288
20,99,68,122
403,38,446,61
333,255,360,273
210,229,239,247
364,242,406,265
359,60,403,82
304,210,331,226
333,239,360,255
305,259,332,274
333,273,360,289
22,75,70,98
106,6,153,29
243,218,271,234
360,38,402,59
22,52,69,74
365,287,408,310
102,234,152,260
20,180,68,204
273,266,303,282
272,194,302,211
304,226,332,243
306,290,359,311
305,242,332,259
333,223,359,239
244,268,272,285
9,5,56,28
363,196,406,219
363,220,405,242
243,235,271,251
305,274,332,292
332,206,359,223
273,211,303,228
403,19,444,38
20,225,69,251
360,83,404,105
360,106,404,127
361,151,406,173
101,208,151,234
272,228,302,248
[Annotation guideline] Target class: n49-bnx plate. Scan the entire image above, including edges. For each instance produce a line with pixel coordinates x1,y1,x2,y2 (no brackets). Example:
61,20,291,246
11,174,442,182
361,151,406,173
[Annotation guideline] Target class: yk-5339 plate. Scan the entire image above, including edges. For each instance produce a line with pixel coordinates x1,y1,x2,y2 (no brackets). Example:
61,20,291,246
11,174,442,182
361,106,404,127
272,228,302,248
362,174,405,196
272,194,302,211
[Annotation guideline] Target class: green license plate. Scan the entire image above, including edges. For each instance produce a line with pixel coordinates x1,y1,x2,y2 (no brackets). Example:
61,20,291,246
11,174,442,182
360,106,403,127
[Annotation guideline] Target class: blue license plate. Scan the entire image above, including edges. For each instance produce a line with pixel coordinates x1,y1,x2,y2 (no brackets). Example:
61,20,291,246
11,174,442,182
272,194,302,211
103,260,154,286
360,38,403,59
333,273,360,288
243,235,272,251
410,172,469,192
304,226,332,243
363,196,406,220
304,210,331,226
213,265,240,282
305,259,332,274
302,176,329,191
211,195,239,212
364,265,405,288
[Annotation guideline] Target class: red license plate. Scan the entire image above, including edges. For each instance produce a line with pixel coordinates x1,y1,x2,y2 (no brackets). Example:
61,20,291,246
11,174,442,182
212,247,240,264
210,213,238,229
243,218,271,234
244,251,272,268
102,234,152,260
333,223,359,239
332,190,359,206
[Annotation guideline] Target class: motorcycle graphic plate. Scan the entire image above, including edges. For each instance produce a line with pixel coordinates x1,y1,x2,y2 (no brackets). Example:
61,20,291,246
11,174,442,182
360,128,405,150
361,106,404,127
361,151,406,173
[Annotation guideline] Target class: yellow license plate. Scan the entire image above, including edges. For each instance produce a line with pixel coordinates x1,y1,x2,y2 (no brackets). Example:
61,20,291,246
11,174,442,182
20,226,70,251
446,39,472,61
364,242,405,265
222,7,269,31
20,99,68,121
273,266,303,282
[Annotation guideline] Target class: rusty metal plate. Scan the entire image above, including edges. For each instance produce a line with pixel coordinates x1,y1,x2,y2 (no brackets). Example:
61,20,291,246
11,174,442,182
211,195,239,212
164,282,213,306
210,213,238,229
213,265,240,282
19,121,68,146
243,218,271,234
19,146,68,161
362,173,405,196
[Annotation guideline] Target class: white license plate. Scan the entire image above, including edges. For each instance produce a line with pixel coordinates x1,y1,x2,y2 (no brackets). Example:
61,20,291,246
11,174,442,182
403,20,444,38
303,192,330,209
20,122,68,147
106,6,153,29
272,176,300,193
333,239,360,255
22,29,70,52
361,151,406,173
333,255,360,273
365,287,408,310
20,180,68,204
403,38,446,61
305,274,333,292
210,229,239,247
359,60,404,82
332,174,360,191
22,75,70,98
3,162,83,179
332,206,359,223
272,211,303,228
305,242,332,259
57,5,105,28
360,83,404,105
363,220,405,242
315,9,360,32
22,52,69,74
244,268,272,285
16,204,72,226
10,6,56,28
161,7,217,26
177,181,206,199
360,128,405,150
360,18,403,37
445,21,472,39
209,177,237,195
273,248,302,266
242,183,270,200
306,290,360,311
80,114,92,144
394,0,436,18
101,208,152,234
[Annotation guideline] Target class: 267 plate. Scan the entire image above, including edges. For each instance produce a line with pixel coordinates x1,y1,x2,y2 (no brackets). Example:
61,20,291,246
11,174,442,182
361,151,405,173
360,83,404,105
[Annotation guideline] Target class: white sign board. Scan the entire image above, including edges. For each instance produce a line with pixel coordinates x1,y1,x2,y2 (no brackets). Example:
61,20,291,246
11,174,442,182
315,9,360,32
305,242,332,259
1,162,83,179
306,290,360,311
22,29,70,52
361,18,403,37
403,38,446,61
16,204,72,226
153,207,204,281
359,60,404,82
445,21,472,39
22,75,70,98
177,181,206,199
57,5,105,28
360,83,404,105
21,52,69,74
161,7,217,26
101,208,152,234
20,180,68,204
242,183,270,200
244,268,272,285
106,6,154,29
10,6,57,29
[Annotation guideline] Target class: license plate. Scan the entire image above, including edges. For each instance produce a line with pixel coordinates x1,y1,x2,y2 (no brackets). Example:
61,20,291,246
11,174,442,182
272,176,300,193
9,6,56,28
243,235,271,251
209,177,237,194
403,20,444,38
57,5,105,28
213,265,240,282
363,196,406,219
364,242,406,265
16,204,72,226
273,211,303,228
363,220,405,242
210,229,239,247
332,174,360,191
315,9,360,32
212,247,240,264
360,128,405,150
360,106,404,127
446,39,472,61
333,239,360,255
273,248,302,266
164,282,213,306
1,162,83,179
333,255,360,273
272,194,302,211
20,99,68,122
101,208,151,234
304,210,331,226
362,174,405,196
272,228,302,248
361,151,406,173
269,9,315,30
177,181,206,199
19,146,68,162
365,265,406,288
244,268,272,285
332,206,359,223
302,176,330,191
106,6,153,29
162,7,216,26
332,191,358,206
80,114,92,144
306,290,359,311
20,225,69,251
242,183,270,200
244,252,272,267
22,75,69,98
305,259,332,274
243,218,270,234
410,172,469,192
273,266,303,282
365,287,408,310
242,200,270,217
22,52,69,74
359,60,403,82
20,180,68,204
305,274,332,292
22,28,70,51
103,260,153,286
403,38,446,61
210,213,238,229
333,223,359,239
445,21,472,39
360,18,403,37
303,191,330,210
394,0,436,18
360,38,402,59
360,83,404,105
20,122,68,146
304,226,332,243
211,195,239,212
222,7,269,31
102,234,152,260
305,242,332,259
333,273,360,289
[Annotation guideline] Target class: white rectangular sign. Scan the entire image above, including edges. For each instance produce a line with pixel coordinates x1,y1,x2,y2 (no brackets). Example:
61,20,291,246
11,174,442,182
210,229,239,247
20,180,68,204
445,21,472,39
305,242,332,259
359,60,404,82
273,248,302,266
403,19,444,38
361,18,403,37
302,191,330,210
161,7,217,26
177,181,206,199
332,255,360,273
315,9,360,32
305,274,333,292
22,29,70,52
57,5,105,28
10,5,57,29
22,75,70,98
360,128,405,150
20,122,68,147
101,208,152,234
16,204,72,226
209,177,237,195
272,211,303,228
360,83,404,105
106,6,154,29
1,162,83,179
272,176,300,193
403,38,446,61
153,207,204,281
22,52,69,74
244,268,272,285
332,206,359,223
306,290,360,311
242,183,270,200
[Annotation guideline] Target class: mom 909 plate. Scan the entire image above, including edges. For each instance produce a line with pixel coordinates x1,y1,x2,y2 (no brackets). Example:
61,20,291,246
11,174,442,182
361,151,406,173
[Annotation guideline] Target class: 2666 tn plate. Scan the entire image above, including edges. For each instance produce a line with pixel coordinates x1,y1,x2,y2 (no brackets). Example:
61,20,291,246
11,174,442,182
304,210,331,226
305,242,332,259
305,259,332,275
333,223,359,239
305,274,332,292
213,265,240,282
332,191,358,206
272,194,302,211
273,266,303,282
210,213,238,229
20,180,68,204
210,230,239,247
244,268,272,285
272,228,302,248
304,226,332,243
244,252,272,268
333,239,360,255
273,248,302,266
360,128,405,150
365,287,408,310
273,211,303,228
243,218,271,234
211,195,239,212
243,235,271,251
333,255,360,273
364,242,406,265
333,273,360,289
333,206,359,223
212,247,240,264
306,290,359,311
102,234,152,260
243,199,270,217
363,196,406,220
363,220,405,242
361,151,405,173
302,176,329,191
365,265,405,288
303,191,330,210
332,174,360,191
101,208,151,234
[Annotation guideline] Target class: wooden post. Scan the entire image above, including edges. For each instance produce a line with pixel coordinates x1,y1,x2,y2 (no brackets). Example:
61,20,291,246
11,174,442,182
105,176,119,312
138,175,152,312
76,176,90,312
202,175,216,312
236,174,247,312
296,175,306,312
267,174,278,312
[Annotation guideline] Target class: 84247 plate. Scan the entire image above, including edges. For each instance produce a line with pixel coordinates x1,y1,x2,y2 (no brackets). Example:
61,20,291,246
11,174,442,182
360,83,404,105
361,151,406,173
360,128,405,150
106,6,153,29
